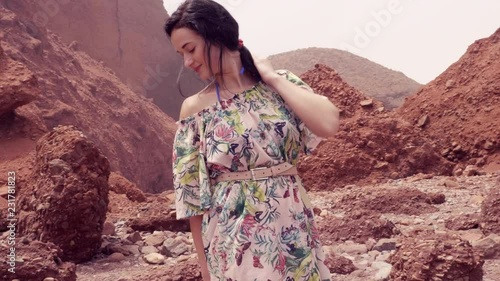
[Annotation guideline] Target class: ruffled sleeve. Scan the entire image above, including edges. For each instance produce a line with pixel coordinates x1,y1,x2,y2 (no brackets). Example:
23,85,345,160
276,69,323,155
172,116,211,219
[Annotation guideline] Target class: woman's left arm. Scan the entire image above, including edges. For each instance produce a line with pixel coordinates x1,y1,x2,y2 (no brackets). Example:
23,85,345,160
255,57,340,138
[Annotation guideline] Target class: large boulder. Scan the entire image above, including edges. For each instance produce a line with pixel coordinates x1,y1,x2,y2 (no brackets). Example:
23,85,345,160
389,232,484,281
17,125,110,263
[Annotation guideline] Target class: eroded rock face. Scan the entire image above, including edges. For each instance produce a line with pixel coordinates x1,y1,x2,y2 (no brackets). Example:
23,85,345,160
0,7,177,193
389,233,484,281
480,183,500,235
0,43,39,118
0,239,76,281
18,125,110,263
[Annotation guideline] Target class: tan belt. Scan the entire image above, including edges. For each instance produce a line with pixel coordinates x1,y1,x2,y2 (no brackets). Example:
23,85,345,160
212,162,312,208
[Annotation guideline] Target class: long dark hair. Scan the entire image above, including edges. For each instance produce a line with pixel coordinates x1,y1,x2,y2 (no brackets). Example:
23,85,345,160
164,0,262,95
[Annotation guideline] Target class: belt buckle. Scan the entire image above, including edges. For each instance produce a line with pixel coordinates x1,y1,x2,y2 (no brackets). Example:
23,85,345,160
250,167,268,181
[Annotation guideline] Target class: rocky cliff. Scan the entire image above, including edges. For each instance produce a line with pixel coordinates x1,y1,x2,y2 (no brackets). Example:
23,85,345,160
1,0,204,119
0,4,176,193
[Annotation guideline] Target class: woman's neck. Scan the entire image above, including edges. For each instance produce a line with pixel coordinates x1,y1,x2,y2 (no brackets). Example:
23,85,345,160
213,60,256,97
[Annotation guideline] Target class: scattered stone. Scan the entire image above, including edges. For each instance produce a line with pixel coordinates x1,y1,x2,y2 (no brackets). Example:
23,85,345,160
372,238,397,252
161,237,190,257
143,253,165,265
140,245,158,255
144,233,165,247
464,165,480,176
106,252,126,262
471,235,500,259
453,168,464,176
429,192,446,204
126,231,142,243
458,229,485,243
445,213,480,230
334,242,368,255
372,261,392,280
445,79,455,89
121,245,140,256
324,254,357,275
320,209,328,217
360,99,373,107
417,115,429,128
103,221,116,236
443,179,460,188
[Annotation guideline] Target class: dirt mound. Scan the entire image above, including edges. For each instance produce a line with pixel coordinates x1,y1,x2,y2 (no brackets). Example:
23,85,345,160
298,65,453,190
300,64,384,118
337,187,444,216
318,210,399,244
298,116,454,190
17,125,110,263
389,233,484,281
0,7,176,193
480,182,500,235
269,47,422,109
0,239,76,281
397,28,500,166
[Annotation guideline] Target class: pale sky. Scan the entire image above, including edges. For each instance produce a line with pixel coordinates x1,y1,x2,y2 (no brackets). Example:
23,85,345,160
163,0,500,84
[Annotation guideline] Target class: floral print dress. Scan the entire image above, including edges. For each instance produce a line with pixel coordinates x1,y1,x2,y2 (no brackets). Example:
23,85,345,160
172,70,331,281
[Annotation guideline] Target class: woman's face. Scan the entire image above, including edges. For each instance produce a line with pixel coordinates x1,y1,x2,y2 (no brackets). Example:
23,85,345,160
171,27,220,80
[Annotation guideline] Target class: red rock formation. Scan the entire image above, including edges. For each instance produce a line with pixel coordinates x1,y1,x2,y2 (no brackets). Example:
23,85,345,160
0,0,203,119
397,28,500,165
0,43,39,118
17,126,109,263
298,65,453,190
0,6,176,193
389,233,484,281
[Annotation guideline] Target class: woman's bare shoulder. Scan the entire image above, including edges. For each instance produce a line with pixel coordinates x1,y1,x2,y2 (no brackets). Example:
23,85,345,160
178,84,216,120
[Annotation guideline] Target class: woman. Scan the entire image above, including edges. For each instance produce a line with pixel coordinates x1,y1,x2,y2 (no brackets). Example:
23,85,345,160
166,1,340,280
